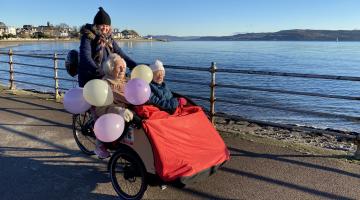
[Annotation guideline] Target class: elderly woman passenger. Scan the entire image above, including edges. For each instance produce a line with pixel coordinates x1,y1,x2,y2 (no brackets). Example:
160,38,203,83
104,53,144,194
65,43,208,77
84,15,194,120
94,53,134,158
148,60,187,114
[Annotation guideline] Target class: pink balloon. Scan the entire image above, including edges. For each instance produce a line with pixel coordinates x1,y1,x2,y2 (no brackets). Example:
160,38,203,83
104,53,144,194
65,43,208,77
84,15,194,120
64,87,91,114
94,113,125,142
125,78,151,105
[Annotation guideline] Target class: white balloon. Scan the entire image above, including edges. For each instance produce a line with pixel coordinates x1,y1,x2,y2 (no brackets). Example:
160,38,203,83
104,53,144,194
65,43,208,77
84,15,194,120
104,85,114,106
83,79,113,106
131,64,153,83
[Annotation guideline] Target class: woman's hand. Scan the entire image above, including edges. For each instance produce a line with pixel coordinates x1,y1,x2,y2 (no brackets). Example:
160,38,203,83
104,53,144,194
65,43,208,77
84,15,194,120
178,97,187,107
121,109,134,122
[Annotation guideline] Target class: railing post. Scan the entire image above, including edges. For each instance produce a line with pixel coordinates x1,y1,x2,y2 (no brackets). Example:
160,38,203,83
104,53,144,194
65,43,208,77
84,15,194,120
8,49,15,90
209,62,217,124
53,53,60,102
354,135,360,160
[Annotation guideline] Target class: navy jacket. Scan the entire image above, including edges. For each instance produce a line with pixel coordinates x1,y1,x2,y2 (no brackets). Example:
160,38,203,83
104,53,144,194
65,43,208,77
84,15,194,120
149,81,179,113
78,24,137,87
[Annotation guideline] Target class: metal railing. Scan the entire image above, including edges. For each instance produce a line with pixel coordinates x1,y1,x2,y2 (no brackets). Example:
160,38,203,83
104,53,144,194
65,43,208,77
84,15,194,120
0,49,359,158
0,49,72,101
165,63,360,158
211,67,360,123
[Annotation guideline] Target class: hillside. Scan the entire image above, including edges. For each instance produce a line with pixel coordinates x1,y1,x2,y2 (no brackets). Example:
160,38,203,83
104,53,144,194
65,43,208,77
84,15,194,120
191,29,360,41
145,35,200,41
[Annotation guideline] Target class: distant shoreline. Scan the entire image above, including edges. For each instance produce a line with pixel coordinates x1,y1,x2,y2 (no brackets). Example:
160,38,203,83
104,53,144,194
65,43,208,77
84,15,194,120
0,38,161,49
151,29,360,41
0,38,161,43
0,39,77,49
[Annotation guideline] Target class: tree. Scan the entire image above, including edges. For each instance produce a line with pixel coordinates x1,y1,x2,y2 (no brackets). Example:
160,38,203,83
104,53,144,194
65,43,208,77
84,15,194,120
72,26,78,32
56,23,70,30
32,32,47,39
6,33,15,38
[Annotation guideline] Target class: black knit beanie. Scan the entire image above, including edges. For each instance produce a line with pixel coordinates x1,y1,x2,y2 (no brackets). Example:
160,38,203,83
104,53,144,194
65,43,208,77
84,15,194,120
93,7,111,25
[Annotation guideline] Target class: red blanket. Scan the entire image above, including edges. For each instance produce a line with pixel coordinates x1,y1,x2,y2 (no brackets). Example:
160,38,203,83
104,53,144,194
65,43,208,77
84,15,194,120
135,105,230,181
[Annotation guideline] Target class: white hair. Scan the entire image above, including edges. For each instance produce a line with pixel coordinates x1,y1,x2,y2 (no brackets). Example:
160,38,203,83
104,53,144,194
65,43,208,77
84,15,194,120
102,53,126,78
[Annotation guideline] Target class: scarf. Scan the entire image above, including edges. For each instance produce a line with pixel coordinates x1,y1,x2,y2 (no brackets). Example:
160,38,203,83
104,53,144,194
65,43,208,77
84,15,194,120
104,77,128,107
80,24,114,66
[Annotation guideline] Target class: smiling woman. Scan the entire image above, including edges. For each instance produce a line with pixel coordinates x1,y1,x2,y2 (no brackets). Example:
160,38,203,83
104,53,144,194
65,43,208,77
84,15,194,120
77,7,137,87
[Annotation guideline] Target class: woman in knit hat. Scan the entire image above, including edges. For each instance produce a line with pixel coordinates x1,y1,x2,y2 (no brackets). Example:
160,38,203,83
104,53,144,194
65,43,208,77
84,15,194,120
78,7,137,87
148,60,187,114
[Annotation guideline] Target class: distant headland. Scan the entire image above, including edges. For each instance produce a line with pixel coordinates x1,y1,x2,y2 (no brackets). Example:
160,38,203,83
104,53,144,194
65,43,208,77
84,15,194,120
148,29,360,41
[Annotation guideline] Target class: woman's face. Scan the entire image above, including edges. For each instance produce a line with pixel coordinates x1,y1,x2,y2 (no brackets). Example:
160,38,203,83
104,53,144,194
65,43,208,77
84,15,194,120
97,24,111,35
152,70,165,84
113,59,126,79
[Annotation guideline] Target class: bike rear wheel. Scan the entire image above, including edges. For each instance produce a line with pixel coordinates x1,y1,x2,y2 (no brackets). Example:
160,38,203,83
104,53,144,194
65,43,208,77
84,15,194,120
72,111,96,155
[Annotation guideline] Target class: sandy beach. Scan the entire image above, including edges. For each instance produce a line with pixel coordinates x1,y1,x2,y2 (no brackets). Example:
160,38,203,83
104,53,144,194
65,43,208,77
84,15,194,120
0,39,79,49
0,41,27,49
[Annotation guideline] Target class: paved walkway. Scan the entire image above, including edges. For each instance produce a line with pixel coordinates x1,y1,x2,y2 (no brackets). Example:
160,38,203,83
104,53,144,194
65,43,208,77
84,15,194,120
0,90,359,200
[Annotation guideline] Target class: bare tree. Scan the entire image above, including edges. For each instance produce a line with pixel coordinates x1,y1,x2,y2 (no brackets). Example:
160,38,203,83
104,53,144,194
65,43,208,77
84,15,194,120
56,23,70,29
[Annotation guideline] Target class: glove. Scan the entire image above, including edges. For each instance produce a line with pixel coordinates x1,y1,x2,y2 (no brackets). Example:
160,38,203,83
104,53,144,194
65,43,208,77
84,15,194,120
120,108,134,122
178,97,187,107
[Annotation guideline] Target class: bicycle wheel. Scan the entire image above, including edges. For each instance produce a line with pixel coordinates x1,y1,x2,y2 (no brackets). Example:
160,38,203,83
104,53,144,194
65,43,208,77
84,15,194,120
72,111,96,155
110,149,148,200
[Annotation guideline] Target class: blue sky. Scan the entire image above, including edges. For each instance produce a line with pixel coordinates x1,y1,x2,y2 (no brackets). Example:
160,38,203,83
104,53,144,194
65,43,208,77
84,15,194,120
1,0,360,36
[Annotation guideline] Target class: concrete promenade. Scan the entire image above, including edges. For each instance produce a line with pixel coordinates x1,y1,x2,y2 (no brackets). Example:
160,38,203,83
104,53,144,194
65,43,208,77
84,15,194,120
0,88,359,200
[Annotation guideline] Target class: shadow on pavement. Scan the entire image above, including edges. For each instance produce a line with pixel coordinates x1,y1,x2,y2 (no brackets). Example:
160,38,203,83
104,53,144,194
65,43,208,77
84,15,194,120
220,166,353,200
0,95,117,199
0,95,69,114
0,108,71,128
0,150,116,200
228,146,360,179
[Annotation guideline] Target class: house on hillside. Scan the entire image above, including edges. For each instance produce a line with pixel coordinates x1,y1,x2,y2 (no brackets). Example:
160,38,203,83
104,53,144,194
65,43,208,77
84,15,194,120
143,36,153,40
0,22,6,36
113,28,124,39
121,29,140,39
37,22,56,38
5,26,16,36
0,22,16,38
55,23,72,38
57,29,69,38
17,25,36,38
